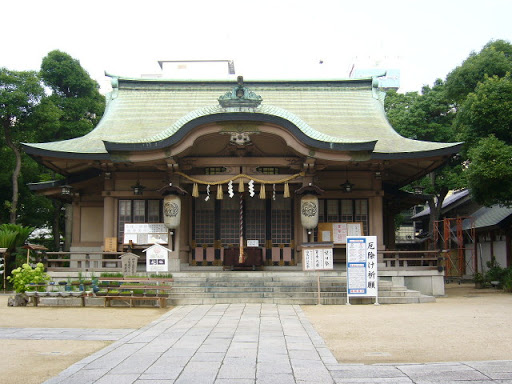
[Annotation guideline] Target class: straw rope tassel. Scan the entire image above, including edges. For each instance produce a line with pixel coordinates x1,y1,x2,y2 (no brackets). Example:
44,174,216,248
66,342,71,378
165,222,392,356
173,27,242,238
259,184,266,199
216,185,223,200
238,178,244,193
284,182,290,198
192,183,199,198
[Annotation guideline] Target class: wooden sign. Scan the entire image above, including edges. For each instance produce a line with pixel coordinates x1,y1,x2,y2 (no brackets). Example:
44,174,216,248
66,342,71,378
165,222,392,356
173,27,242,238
104,237,117,252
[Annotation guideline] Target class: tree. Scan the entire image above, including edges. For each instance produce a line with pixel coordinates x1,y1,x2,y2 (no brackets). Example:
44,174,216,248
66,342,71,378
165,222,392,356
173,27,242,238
445,40,512,104
39,50,104,141
0,69,44,223
385,80,463,241
454,74,512,148
466,135,512,207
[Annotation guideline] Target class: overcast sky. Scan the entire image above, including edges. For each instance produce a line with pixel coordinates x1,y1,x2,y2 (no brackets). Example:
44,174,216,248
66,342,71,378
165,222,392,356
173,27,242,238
2,0,511,93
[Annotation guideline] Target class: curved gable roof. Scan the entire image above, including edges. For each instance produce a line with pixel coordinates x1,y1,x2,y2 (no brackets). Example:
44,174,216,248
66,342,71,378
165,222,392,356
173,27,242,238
23,76,461,160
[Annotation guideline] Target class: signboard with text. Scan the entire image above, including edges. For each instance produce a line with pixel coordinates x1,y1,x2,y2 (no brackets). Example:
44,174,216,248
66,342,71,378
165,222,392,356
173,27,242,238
123,223,168,245
143,244,170,272
346,236,378,299
303,243,334,271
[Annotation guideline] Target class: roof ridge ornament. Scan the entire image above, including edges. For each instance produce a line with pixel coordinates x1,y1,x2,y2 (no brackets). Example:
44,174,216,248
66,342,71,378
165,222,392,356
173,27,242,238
218,76,263,108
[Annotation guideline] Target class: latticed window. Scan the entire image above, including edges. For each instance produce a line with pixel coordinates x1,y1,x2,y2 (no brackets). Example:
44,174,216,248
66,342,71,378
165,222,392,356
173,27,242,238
117,200,163,241
316,199,369,238
271,195,292,244
220,197,239,245
194,196,215,245
246,198,266,244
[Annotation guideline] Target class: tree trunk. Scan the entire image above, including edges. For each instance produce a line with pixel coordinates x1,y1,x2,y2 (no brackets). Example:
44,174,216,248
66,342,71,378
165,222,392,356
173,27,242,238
427,189,448,250
52,199,62,251
3,121,21,224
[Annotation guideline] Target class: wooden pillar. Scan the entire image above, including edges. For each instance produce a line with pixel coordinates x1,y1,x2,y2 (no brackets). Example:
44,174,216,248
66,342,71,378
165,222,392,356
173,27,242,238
64,203,73,251
369,195,385,262
103,196,115,239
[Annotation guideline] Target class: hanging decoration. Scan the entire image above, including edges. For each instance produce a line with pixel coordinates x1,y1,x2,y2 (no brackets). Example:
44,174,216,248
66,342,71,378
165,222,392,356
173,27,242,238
259,184,266,199
192,183,199,198
284,182,290,198
272,184,276,201
228,180,234,198
175,171,304,200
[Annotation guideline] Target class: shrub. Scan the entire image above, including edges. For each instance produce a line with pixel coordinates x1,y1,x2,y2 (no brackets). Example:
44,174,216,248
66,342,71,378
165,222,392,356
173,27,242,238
7,263,50,293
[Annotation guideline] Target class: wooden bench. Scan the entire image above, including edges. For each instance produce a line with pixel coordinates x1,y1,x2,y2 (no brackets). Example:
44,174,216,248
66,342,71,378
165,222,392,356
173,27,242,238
98,278,172,308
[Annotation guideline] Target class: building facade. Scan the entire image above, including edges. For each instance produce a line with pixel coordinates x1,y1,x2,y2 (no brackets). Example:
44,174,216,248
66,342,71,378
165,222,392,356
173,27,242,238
23,75,461,271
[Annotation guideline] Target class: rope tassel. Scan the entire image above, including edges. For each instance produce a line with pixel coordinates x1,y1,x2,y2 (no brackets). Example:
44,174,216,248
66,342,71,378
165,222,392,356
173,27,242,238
284,182,290,198
259,184,266,199
238,178,245,193
217,185,223,200
192,183,199,198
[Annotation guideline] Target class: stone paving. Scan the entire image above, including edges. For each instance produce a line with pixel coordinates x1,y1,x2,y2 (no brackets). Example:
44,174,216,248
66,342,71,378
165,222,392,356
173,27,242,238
2,304,510,384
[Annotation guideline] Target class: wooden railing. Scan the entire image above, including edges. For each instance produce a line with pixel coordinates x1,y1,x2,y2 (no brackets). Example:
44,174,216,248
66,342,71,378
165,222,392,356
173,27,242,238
45,252,124,272
379,250,446,270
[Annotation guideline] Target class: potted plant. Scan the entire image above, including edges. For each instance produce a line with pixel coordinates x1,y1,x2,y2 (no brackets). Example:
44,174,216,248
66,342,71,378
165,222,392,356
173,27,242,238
120,290,132,297
96,289,108,297
132,289,144,297
473,272,485,289
107,289,119,296
83,280,93,286
145,290,157,297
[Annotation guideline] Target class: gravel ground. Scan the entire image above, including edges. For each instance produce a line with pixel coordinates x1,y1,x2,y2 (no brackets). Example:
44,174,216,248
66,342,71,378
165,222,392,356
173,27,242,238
1,283,511,383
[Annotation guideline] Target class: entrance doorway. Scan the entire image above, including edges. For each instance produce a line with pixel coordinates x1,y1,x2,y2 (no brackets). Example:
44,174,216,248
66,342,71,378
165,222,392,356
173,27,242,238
192,193,294,265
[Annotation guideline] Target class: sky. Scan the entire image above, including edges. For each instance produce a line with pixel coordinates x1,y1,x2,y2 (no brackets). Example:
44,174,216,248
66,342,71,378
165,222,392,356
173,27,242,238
2,0,511,94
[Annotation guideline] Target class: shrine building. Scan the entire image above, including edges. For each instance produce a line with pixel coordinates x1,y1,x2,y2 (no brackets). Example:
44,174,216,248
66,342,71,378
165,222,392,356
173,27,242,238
23,74,461,285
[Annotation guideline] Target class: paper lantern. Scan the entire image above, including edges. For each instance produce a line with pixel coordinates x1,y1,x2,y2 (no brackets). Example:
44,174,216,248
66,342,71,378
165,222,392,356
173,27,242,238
163,194,181,229
300,194,319,230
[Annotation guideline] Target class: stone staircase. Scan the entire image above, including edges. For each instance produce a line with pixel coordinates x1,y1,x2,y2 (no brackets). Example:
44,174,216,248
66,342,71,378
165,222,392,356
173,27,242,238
167,271,435,305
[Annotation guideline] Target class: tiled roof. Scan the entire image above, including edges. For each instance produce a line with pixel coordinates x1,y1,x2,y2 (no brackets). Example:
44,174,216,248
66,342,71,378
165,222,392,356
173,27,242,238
412,190,471,219
462,205,512,230
23,77,461,158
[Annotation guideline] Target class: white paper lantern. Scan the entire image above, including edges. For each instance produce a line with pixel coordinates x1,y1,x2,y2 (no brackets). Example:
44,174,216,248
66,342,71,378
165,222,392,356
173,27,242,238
163,194,181,229
300,194,319,230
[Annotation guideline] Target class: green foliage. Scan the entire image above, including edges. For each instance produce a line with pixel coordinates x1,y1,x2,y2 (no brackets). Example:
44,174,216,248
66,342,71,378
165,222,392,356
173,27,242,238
100,272,124,278
39,50,105,140
445,39,512,103
476,257,512,292
455,74,512,148
7,262,50,293
0,229,17,251
385,80,455,143
466,136,512,207
0,224,35,249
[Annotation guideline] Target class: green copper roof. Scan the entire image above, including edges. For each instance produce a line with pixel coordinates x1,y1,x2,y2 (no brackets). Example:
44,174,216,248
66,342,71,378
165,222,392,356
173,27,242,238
23,76,461,158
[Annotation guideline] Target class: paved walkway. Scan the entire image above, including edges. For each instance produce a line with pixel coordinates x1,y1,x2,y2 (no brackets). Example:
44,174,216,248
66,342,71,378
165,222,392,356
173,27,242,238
6,304,508,384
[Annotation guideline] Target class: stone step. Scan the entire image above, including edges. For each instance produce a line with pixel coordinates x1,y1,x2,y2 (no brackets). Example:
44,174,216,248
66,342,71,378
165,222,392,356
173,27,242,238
164,272,434,306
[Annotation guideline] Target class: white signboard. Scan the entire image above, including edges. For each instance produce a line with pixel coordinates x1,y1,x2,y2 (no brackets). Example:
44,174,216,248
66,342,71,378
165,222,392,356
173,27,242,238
303,245,333,271
346,236,378,300
143,244,170,272
247,240,259,247
332,223,362,244
123,223,168,245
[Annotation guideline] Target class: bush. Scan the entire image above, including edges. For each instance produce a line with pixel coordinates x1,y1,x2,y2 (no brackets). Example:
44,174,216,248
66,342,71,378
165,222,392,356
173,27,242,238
7,263,50,293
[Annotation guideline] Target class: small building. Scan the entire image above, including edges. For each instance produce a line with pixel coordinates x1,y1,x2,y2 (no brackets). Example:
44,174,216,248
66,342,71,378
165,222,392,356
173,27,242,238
23,74,461,287
413,190,512,276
